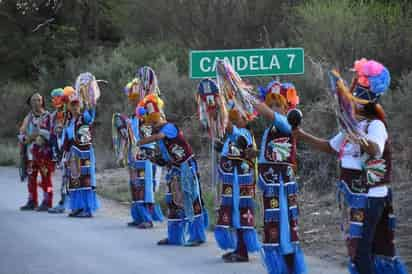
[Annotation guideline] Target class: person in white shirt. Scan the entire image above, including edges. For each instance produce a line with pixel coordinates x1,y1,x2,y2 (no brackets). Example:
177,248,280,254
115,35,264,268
293,59,407,274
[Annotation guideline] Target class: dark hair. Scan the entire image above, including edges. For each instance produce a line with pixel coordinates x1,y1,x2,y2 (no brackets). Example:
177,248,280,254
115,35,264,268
363,102,376,116
360,102,385,121
26,93,45,108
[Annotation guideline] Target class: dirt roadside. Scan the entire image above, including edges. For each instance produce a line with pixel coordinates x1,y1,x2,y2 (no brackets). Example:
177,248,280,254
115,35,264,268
96,166,411,269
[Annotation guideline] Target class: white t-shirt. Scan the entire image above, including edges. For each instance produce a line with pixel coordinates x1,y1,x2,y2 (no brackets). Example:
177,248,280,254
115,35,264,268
329,119,388,197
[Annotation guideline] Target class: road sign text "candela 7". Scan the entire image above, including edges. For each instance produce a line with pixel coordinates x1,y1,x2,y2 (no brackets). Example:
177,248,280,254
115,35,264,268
189,48,304,79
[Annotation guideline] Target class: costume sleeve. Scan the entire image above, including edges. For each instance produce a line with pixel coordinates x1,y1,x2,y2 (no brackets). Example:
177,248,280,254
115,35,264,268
158,140,171,162
239,128,253,147
65,120,75,141
83,108,96,124
231,125,241,136
129,116,139,142
329,132,344,153
19,114,30,135
366,120,388,157
273,112,291,134
227,126,252,144
159,123,178,139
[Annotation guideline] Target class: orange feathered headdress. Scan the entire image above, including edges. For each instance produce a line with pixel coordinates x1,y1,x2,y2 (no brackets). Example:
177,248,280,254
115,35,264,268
137,94,165,123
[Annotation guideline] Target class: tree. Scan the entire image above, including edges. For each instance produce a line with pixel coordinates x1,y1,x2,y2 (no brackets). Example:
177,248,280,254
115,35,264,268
0,0,123,81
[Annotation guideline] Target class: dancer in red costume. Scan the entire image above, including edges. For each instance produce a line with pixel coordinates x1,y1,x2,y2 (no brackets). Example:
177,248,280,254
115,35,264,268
19,93,55,211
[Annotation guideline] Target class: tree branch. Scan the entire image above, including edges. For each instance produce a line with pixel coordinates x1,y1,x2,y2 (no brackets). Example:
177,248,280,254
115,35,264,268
32,17,55,32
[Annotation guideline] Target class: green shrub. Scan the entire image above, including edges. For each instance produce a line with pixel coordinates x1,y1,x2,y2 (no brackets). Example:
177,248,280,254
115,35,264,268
0,82,35,139
294,0,412,74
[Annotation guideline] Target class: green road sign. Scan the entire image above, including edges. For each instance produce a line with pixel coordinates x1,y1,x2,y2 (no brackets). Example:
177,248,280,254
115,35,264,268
189,48,304,79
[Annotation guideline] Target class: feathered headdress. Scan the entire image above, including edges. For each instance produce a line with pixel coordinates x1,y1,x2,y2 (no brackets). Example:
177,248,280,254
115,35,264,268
258,80,300,111
136,66,160,101
63,86,76,99
196,78,227,139
329,70,369,142
215,59,257,121
112,113,135,166
123,66,160,104
74,72,101,108
280,83,300,108
50,88,68,109
328,59,390,142
351,58,390,102
50,88,70,126
227,100,241,122
123,78,141,101
137,94,165,123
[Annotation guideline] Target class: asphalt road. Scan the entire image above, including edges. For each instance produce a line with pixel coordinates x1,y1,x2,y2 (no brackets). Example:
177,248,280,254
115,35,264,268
0,167,346,274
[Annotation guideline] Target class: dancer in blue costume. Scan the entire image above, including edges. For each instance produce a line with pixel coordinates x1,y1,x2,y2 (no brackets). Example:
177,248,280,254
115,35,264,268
214,106,260,263
294,59,407,274
113,76,164,228
136,95,208,246
254,81,306,274
129,113,164,228
64,96,99,218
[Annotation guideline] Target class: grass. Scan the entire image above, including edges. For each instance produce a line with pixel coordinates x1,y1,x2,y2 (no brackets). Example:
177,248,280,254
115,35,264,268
97,184,130,204
202,190,216,229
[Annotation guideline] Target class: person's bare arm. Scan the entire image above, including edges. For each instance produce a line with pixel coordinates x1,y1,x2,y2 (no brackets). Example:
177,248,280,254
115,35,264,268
253,102,275,121
19,115,29,135
19,115,40,143
137,132,165,146
293,128,336,155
